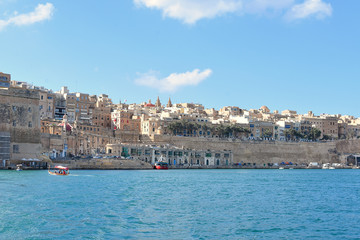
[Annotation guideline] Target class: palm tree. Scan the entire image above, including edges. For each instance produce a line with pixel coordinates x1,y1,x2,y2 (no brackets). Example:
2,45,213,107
308,128,321,141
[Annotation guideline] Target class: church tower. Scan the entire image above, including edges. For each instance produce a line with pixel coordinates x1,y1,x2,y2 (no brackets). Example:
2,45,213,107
155,96,161,108
167,97,172,107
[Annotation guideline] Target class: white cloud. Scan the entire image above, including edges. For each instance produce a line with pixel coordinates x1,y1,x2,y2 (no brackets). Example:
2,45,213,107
135,69,212,92
134,0,332,23
285,0,332,20
0,3,54,31
134,0,242,24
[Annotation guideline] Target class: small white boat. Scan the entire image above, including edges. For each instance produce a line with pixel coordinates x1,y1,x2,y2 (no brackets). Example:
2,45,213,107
16,164,22,171
322,163,330,169
279,167,284,170
329,166,335,170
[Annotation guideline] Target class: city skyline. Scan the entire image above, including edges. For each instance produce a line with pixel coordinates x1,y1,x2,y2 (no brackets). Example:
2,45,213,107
1,0,359,116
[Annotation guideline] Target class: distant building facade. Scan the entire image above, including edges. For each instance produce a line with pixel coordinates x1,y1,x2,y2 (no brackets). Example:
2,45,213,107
0,87,41,166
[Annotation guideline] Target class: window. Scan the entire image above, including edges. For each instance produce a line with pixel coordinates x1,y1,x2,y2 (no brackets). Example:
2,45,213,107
12,120,16,127
41,95,44,100
13,145,19,153
28,107,31,112
28,122,32,127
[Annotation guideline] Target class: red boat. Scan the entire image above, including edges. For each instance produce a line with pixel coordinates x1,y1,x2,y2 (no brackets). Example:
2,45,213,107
154,162,168,170
48,165,70,175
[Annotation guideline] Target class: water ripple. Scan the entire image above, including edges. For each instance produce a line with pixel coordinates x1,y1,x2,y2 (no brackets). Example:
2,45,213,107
0,169,360,239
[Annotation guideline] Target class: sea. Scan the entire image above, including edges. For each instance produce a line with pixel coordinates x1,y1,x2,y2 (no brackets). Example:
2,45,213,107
1,169,360,239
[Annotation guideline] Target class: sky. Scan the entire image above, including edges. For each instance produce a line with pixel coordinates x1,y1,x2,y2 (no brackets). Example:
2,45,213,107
0,0,359,116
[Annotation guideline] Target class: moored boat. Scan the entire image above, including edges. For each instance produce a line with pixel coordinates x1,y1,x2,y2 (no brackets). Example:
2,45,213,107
154,162,168,170
16,164,23,171
48,165,70,175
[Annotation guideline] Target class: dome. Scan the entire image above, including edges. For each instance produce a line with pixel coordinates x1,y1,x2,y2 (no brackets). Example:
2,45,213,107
145,103,155,107
260,106,270,113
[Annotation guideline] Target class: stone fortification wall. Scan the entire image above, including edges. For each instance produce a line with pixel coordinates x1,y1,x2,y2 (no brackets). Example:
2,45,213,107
336,139,360,154
54,159,153,170
147,135,339,165
0,87,41,161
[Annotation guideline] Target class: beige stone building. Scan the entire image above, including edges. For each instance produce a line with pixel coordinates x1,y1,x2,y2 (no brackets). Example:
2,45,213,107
38,90,55,120
74,92,93,124
111,109,140,132
92,94,112,129
141,117,165,137
249,121,274,139
301,115,338,139
0,87,41,166
0,72,11,88
219,106,243,118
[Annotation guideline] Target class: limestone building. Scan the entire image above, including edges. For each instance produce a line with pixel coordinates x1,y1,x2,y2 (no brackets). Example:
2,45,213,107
0,87,41,166
0,72,11,88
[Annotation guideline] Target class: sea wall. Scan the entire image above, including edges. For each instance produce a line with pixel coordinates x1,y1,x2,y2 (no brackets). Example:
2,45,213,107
336,139,360,154
146,136,342,165
53,159,153,170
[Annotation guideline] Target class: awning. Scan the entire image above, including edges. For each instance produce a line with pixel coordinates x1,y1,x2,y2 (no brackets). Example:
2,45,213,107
20,158,41,162
54,166,69,170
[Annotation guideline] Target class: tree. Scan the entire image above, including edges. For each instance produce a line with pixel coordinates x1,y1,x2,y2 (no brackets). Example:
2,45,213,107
283,129,303,141
215,124,226,138
308,128,321,141
262,129,273,138
322,134,332,140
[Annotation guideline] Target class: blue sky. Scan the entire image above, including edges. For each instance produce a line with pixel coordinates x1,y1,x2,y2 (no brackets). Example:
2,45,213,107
0,0,359,116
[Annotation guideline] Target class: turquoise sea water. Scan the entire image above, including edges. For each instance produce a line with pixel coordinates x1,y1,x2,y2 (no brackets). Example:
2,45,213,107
1,169,360,239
